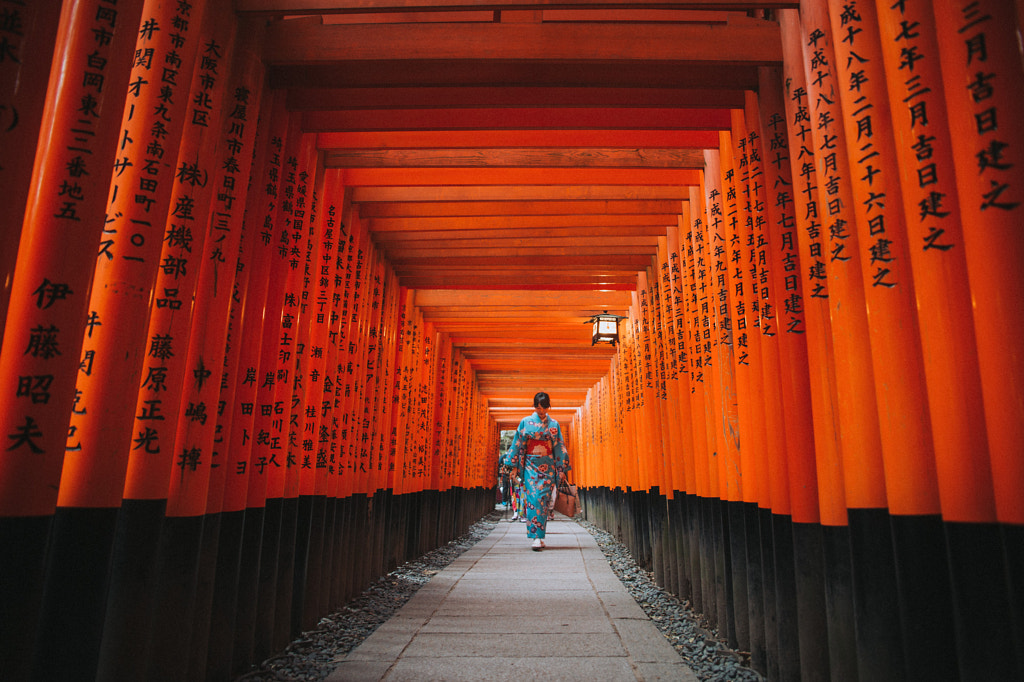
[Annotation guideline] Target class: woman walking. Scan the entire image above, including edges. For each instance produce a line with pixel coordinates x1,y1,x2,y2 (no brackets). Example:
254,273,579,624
502,392,571,550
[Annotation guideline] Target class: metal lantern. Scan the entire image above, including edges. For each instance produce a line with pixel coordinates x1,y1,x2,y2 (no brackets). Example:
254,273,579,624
587,311,624,346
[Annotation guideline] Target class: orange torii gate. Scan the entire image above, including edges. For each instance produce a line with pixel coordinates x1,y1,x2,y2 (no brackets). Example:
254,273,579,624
1,4,1022,682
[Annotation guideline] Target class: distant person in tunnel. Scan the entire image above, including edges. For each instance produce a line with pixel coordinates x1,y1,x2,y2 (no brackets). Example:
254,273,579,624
501,392,571,551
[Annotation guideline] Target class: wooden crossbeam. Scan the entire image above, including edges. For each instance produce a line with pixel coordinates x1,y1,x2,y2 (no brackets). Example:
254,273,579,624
357,200,684,218
262,15,783,64
309,108,731,132
239,1,795,15
327,148,706,168
296,88,744,111
337,168,701,186
321,131,718,152
351,185,692,201
367,214,678,232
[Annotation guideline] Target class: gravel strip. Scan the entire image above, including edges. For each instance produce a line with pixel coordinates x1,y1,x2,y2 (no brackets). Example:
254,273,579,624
576,516,764,682
236,509,762,681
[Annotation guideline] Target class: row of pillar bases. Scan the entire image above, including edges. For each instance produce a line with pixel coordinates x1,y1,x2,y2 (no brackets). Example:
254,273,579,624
580,486,1024,681
0,487,494,682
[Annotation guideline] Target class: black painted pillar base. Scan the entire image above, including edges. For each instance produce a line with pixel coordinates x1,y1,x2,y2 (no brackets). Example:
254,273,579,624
698,496,714,623
759,508,779,682
744,503,766,677
205,508,245,682
143,513,205,680
945,521,1021,680
319,497,337,615
187,511,222,681
728,500,749,651
792,521,829,681
890,513,958,680
254,498,283,664
713,498,732,644
33,507,118,682
231,505,265,677
772,514,800,682
847,508,904,681
0,516,50,682
298,495,327,633
688,495,702,615
822,523,858,682
1002,523,1024,677
272,496,299,651
649,487,663,586
95,498,165,682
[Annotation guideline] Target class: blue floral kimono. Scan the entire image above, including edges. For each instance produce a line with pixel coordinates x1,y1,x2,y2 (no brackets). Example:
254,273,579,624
502,412,571,539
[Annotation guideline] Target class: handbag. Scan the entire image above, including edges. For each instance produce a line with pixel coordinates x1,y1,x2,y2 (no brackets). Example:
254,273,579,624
553,481,579,517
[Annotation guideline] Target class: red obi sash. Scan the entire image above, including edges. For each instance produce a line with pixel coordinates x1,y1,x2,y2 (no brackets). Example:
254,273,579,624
526,438,552,457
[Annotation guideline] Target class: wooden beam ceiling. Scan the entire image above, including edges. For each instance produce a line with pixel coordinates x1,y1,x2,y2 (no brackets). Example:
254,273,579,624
254,3,780,423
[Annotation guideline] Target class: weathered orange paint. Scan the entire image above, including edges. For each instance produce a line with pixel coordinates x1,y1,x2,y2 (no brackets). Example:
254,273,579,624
728,111,771,511
666,223,697,497
702,152,739,505
685,185,714,501
716,130,748,504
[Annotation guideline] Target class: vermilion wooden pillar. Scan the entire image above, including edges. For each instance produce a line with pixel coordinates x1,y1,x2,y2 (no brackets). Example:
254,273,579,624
267,133,319,653
703,152,740,513
692,169,724,630
198,70,274,682
636,271,662,507
876,2,1014,677
745,84,832,682
933,0,1024,673
645,262,672,585
933,0,1024,529
727,109,770,678
717,129,750,653
316,188,354,617
327,201,363,609
762,54,858,680
64,0,207,522
824,1,956,677
686,183,716,622
143,13,260,679
230,94,294,676
787,6,900,678
700,159,735,638
116,8,242,680
256,128,318,657
0,2,143,678
669,219,702,610
664,227,695,499
0,1,62,348
656,234,686,601
293,169,346,635
47,2,213,680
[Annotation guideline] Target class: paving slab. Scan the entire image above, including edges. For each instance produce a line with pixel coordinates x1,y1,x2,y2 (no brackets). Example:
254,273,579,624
325,514,699,682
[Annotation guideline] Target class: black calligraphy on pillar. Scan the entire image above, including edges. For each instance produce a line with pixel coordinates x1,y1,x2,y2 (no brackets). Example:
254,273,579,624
804,23,857,273
780,86,830,301
835,0,900,288
955,3,1019,214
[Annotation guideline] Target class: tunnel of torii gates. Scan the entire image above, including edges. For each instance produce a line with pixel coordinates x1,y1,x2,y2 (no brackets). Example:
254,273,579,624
0,1,1023,681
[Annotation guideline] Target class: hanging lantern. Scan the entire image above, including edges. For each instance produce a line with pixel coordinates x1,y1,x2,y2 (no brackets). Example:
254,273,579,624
587,311,625,346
